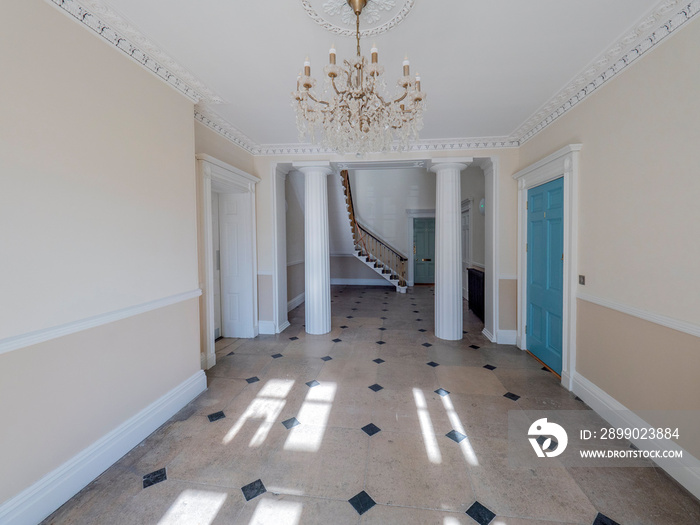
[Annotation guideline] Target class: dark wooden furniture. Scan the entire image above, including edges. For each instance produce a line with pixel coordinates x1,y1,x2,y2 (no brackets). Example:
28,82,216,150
468,268,485,322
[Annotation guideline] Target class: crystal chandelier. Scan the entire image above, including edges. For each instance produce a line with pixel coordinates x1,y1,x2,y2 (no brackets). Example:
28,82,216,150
292,0,426,154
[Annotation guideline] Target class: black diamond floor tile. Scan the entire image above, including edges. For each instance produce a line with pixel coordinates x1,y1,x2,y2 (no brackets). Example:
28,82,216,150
226,351,235,356
368,383,384,392
422,343,433,348
347,316,354,319
465,501,496,525
142,468,167,489
426,361,440,367
271,353,283,359
340,325,348,329
306,380,320,388
376,341,386,345
483,364,496,370
321,356,333,361
416,318,422,321
504,392,520,401
361,423,381,436
382,309,388,312
378,327,387,331
289,336,298,341
207,411,225,422
380,316,387,320
592,513,621,525
418,328,427,332
413,310,419,313
446,430,467,443
348,491,376,515
373,358,385,364
282,417,300,429
332,338,342,342
435,388,450,397
241,479,266,501
351,308,358,311
246,376,260,384
469,344,480,349
542,366,549,371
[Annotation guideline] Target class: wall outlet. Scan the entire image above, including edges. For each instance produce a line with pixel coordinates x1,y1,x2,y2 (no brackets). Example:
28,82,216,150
579,275,585,285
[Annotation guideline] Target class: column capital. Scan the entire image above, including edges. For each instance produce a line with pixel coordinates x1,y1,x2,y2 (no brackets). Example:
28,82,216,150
429,157,474,174
293,161,333,176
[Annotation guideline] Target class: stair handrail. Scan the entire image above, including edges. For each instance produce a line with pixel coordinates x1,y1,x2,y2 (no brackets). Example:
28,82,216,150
341,170,407,287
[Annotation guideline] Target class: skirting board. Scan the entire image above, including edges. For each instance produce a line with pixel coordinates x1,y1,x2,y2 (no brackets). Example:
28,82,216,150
482,328,496,343
572,373,700,500
0,370,207,525
497,330,517,345
330,278,392,287
258,320,276,335
288,292,305,312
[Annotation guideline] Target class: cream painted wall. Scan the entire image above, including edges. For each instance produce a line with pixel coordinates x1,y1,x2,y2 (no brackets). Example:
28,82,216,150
0,0,201,507
331,256,388,282
287,263,305,304
1,2,199,340
460,166,486,266
518,18,700,325
194,121,255,175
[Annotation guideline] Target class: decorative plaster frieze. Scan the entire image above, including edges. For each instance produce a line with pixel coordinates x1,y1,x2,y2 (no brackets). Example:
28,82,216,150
301,0,414,38
194,107,260,155
48,0,225,104
516,0,700,144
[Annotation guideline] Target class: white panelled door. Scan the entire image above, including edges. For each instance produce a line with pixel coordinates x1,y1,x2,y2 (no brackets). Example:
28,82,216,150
219,192,255,338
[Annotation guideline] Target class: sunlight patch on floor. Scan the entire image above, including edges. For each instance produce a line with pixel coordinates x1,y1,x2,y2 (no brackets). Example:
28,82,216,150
223,379,295,446
283,382,336,452
413,387,442,464
440,394,479,466
248,497,303,525
156,489,226,525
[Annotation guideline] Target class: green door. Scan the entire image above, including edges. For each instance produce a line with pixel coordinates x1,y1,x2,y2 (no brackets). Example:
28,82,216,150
414,218,435,284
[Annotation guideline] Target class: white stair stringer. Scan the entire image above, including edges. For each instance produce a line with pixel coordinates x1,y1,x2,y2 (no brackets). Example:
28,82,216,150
352,250,407,293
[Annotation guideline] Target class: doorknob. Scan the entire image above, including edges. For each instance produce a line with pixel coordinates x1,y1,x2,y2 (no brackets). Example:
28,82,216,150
422,258,432,262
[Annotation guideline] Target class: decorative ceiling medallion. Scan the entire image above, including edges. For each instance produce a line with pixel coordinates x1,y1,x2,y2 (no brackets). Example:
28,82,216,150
301,0,414,37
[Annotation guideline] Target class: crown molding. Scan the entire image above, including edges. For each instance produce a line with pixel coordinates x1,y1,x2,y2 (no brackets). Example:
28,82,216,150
516,0,700,144
194,107,260,155
47,0,700,156
48,0,225,104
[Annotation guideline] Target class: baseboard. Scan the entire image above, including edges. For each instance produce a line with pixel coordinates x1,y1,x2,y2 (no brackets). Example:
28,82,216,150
482,328,495,342
201,351,216,370
258,320,276,335
572,373,700,500
496,329,517,345
278,320,291,333
0,370,207,525
330,278,391,287
287,292,305,312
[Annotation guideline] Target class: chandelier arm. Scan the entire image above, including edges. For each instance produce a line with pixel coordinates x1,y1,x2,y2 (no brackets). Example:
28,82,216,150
306,93,330,106
391,92,409,105
330,76,345,96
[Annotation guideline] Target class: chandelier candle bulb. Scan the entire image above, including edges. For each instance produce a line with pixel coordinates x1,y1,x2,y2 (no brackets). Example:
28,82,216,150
403,57,410,76
371,43,378,64
415,74,421,91
304,57,311,77
329,46,336,65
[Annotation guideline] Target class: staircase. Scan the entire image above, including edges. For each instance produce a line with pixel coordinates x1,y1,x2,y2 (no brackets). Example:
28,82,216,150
340,170,408,293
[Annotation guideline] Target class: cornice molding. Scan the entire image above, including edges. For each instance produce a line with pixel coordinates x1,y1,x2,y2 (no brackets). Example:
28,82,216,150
49,0,224,104
47,0,700,156
194,107,260,155
516,0,700,144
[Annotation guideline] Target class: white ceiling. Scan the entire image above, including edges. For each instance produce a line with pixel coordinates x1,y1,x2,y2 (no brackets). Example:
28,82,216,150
78,0,673,149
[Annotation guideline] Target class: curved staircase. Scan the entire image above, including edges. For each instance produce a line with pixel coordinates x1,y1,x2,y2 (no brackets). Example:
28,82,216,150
340,170,408,293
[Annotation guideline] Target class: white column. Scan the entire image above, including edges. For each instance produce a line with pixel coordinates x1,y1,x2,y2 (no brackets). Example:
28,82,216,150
295,163,333,335
431,158,472,341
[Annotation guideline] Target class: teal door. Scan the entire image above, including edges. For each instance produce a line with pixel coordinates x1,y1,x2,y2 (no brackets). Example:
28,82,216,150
527,178,564,374
414,218,435,284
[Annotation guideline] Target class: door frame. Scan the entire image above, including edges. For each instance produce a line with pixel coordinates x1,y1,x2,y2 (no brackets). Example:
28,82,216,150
461,199,473,299
513,144,581,390
406,209,435,287
196,154,260,370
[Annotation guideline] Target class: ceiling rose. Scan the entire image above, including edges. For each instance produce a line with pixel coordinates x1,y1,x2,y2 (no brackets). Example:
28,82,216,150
301,0,415,37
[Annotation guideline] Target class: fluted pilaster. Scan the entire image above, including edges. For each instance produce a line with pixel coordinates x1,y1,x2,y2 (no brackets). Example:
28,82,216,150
431,159,472,340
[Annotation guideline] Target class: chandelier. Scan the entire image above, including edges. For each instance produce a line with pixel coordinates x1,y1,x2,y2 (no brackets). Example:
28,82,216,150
292,0,426,154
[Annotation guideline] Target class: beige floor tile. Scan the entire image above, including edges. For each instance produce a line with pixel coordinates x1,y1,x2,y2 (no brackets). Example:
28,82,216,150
365,431,475,512
360,504,471,524
236,493,360,525
207,354,272,380
434,366,507,396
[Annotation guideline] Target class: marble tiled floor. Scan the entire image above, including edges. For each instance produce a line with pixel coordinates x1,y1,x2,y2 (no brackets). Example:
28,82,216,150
44,286,700,524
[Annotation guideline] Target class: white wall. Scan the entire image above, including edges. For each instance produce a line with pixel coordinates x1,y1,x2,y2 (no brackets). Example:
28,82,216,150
460,165,486,266
351,168,435,256
0,0,201,512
